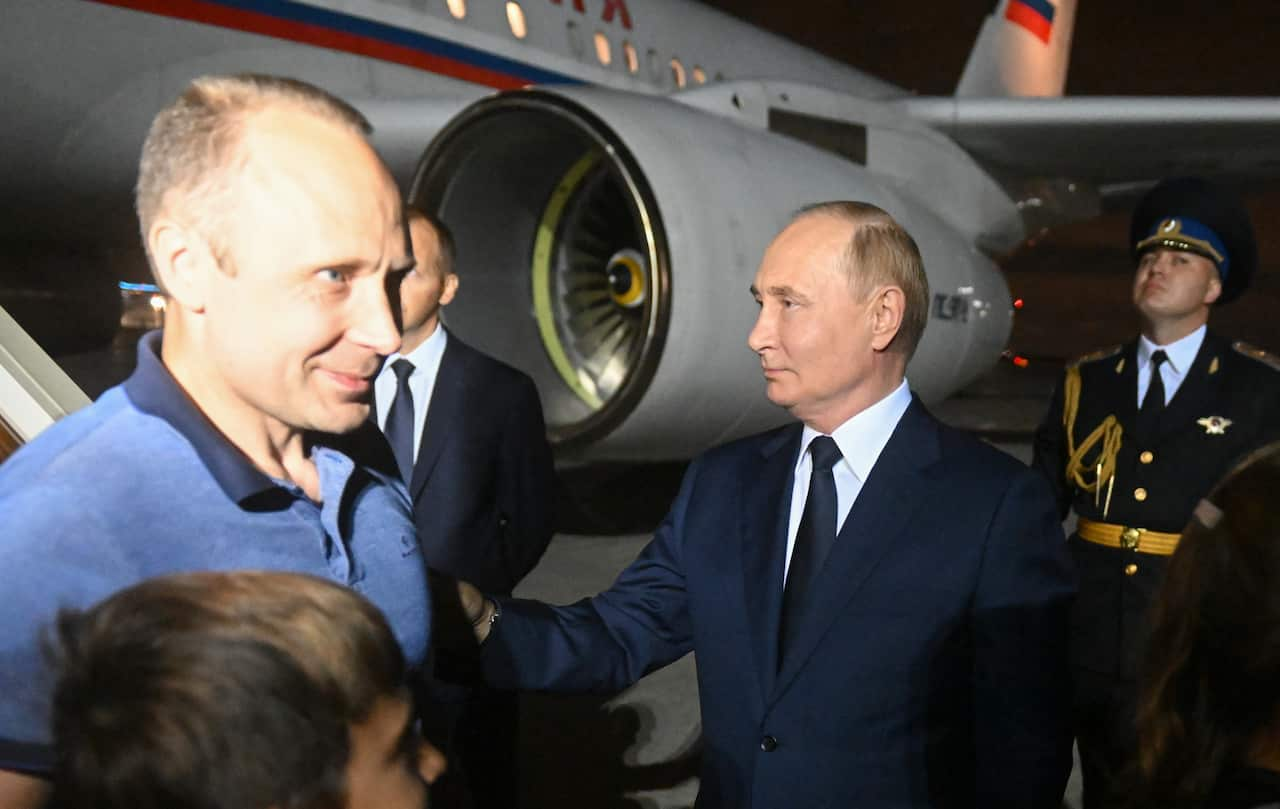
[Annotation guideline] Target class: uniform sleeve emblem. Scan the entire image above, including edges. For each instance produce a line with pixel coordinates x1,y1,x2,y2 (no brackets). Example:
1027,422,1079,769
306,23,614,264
1196,416,1233,435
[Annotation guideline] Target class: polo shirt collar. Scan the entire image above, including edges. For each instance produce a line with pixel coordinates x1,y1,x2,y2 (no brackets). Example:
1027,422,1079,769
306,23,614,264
123,331,277,504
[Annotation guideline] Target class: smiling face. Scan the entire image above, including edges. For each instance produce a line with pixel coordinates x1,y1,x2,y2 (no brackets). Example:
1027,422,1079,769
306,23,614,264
194,106,411,436
747,215,885,432
1132,246,1221,335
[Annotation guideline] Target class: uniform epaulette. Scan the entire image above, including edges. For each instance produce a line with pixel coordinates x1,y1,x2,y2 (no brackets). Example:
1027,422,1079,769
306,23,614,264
1068,345,1123,369
1232,341,1280,372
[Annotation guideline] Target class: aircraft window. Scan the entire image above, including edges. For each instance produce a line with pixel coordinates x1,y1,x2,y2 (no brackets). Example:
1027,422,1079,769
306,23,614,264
622,41,639,74
506,2,527,38
670,58,686,88
594,32,612,66
446,0,466,19
692,66,707,84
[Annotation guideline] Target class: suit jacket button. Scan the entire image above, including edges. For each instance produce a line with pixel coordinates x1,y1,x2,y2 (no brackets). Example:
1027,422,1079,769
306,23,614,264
760,735,778,752
1134,487,1148,502
1124,563,1139,576
1139,451,1154,464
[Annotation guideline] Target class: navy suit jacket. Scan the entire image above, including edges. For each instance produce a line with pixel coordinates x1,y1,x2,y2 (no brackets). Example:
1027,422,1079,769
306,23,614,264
484,397,1075,808
391,330,555,594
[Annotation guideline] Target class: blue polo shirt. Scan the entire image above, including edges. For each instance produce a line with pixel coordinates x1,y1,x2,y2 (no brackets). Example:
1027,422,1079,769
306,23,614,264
0,332,430,774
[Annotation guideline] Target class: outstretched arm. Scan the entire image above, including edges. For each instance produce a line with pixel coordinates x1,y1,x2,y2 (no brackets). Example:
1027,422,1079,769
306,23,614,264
470,459,705,695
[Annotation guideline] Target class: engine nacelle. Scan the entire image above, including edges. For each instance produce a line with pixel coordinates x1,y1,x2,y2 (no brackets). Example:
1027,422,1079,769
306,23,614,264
411,87,1010,461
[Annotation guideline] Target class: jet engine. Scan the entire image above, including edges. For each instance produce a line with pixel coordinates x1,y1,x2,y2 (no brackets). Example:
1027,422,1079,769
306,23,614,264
411,88,1011,461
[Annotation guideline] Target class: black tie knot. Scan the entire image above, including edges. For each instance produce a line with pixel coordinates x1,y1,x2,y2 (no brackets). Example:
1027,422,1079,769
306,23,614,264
808,436,842,472
1139,348,1169,425
392,358,415,383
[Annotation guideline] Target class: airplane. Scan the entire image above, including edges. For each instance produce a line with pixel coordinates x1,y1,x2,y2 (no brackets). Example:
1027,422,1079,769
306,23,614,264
2,0,1278,465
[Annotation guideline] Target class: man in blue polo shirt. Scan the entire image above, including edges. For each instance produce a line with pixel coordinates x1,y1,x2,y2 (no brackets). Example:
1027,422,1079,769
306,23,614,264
0,74,431,808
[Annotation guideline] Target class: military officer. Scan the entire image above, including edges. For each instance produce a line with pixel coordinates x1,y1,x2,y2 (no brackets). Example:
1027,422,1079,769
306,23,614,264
1033,176,1280,809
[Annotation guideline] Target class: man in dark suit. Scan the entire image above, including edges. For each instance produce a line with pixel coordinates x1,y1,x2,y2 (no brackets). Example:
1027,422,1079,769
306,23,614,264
376,208,555,808
460,201,1075,808
1032,177,1280,808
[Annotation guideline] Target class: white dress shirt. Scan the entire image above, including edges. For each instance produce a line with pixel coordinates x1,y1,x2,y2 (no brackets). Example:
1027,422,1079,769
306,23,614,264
1136,324,1204,408
374,326,448,466
783,379,913,581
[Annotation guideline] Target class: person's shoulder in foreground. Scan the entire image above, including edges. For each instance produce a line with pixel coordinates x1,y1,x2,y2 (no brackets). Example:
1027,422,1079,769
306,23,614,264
1125,441,1280,809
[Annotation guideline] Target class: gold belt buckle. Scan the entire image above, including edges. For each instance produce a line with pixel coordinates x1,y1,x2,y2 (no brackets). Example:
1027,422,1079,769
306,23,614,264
1120,527,1142,551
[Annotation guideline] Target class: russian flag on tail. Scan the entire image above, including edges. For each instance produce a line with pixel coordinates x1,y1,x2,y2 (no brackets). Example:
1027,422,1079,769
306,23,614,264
1004,0,1055,43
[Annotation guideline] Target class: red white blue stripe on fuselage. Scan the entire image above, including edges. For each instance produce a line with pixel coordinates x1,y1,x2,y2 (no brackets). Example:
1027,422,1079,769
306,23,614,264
1004,0,1055,44
88,0,582,90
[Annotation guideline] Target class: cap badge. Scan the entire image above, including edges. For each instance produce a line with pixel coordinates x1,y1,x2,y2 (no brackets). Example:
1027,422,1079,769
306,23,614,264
1196,416,1232,435
1161,218,1180,233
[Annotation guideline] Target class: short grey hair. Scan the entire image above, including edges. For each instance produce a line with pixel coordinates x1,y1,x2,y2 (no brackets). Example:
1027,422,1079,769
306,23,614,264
794,201,930,358
135,74,372,280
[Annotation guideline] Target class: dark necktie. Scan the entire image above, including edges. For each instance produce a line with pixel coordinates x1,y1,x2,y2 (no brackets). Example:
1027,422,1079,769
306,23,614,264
384,358,416,482
1141,350,1168,415
1136,349,1168,439
779,435,843,666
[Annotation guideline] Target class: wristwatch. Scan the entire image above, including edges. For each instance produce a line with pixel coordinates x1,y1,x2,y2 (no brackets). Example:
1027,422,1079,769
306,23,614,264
477,596,501,644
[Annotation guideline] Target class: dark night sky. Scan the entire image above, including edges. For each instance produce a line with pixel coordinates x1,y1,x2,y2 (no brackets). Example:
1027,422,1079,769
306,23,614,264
699,0,1280,97
698,0,1280,359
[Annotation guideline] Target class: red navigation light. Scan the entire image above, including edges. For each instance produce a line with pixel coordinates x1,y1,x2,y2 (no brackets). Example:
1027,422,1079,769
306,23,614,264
1013,298,1025,310
1012,355,1030,368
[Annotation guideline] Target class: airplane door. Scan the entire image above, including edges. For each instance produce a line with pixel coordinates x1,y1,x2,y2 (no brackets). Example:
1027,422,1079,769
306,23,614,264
0,305,91,460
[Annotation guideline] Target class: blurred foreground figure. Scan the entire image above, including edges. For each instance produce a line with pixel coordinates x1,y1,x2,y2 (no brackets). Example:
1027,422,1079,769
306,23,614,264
1033,176,1280,808
50,571,442,809
0,73,429,808
1125,442,1280,809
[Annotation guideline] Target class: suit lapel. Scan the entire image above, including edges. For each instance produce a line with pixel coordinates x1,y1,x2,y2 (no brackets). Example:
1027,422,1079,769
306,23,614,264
739,424,802,701
409,334,464,499
771,399,942,701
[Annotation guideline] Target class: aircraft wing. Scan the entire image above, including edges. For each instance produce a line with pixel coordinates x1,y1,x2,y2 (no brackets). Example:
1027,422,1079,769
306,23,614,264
898,97,1280,189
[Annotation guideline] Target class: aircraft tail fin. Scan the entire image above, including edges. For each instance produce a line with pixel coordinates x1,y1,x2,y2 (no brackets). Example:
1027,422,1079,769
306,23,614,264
956,0,1077,97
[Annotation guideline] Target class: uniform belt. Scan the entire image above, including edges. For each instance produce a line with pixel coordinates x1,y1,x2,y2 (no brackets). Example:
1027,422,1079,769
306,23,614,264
1076,518,1181,556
